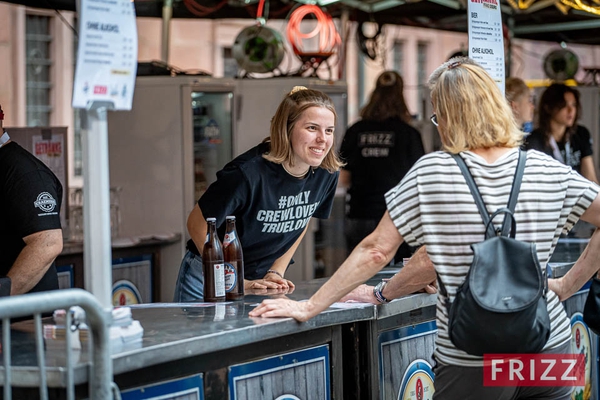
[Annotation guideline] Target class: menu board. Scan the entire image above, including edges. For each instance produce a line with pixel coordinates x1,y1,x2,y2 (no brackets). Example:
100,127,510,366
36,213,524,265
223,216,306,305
468,0,505,94
72,0,138,110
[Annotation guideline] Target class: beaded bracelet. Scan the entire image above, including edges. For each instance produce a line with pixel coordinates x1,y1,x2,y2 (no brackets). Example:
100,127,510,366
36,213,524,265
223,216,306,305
266,270,284,279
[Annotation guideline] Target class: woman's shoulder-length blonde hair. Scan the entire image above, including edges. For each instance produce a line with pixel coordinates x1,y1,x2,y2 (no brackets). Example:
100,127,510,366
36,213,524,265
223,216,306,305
428,57,523,154
263,87,344,173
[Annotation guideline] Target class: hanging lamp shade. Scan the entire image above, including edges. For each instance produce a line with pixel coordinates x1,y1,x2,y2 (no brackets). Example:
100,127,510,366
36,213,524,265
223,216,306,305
543,49,579,81
232,25,285,73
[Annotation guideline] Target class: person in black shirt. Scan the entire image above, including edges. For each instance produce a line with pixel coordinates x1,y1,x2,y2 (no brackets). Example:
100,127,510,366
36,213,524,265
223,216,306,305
339,71,425,262
173,87,343,302
0,131,63,295
524,83,598,183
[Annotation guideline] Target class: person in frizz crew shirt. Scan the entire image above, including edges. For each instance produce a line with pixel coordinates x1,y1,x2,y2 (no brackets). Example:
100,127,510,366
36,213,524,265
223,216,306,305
0,129,63,296
173,87,343,302
339,70,425,262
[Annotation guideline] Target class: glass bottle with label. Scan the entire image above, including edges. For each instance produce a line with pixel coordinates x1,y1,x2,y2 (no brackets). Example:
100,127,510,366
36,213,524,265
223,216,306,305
203,217,225,302
223,216,245,300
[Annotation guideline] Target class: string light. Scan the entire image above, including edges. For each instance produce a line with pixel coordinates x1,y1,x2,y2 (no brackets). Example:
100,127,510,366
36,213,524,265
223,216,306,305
572,0,600,15
507,0,600,16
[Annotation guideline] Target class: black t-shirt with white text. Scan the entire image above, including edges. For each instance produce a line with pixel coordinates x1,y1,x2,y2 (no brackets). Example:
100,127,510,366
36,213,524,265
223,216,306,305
0,142,62,293
198,142,339,279
340,118,425,219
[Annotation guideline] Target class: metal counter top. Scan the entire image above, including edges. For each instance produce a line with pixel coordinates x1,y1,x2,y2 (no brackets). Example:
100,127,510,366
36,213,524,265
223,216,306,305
60,233,181,256
6,234,588,388
116,276,436,373
5,277,435,387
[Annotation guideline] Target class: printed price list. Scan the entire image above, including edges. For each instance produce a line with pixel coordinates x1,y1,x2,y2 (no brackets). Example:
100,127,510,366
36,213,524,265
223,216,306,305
468,0,505,92
72,0,138,110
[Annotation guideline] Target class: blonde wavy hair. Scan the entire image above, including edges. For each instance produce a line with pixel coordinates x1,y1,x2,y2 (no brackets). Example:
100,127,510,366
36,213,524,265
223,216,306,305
263,87,344,173
428,57,522,154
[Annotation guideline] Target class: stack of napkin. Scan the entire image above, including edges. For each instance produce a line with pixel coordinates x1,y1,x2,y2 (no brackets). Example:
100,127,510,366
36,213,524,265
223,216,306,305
45,306,144,353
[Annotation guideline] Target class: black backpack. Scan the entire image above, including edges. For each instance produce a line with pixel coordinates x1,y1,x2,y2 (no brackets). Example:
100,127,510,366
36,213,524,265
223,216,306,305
437,150,550,356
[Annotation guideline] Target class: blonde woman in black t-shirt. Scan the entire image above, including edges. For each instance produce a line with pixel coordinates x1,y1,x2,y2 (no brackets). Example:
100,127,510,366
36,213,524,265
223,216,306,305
173,87,343,302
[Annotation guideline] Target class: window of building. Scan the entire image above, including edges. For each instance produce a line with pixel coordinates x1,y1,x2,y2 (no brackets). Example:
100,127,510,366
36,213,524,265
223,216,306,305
25,14,53,126
417,42,428,120
393,40,404,75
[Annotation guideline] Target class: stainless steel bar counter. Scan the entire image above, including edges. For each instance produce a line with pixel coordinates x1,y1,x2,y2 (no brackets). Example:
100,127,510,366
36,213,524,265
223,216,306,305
3,276,436,399
3,236,595,399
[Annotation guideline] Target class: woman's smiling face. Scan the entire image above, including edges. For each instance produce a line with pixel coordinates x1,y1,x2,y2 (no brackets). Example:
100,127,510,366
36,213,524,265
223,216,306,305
288,106,335,171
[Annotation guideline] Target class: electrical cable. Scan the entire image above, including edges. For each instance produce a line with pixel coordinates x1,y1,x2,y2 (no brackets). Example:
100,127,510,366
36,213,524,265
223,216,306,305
244,1,293,19
54,9,78,37
356,20,382,61
183,0,228,17
285,5,341,56
256,0,265,19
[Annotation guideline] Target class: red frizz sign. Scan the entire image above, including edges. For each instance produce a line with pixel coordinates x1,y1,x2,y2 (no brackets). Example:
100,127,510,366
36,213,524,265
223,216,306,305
35,141,62,155
93,85,107,94
483,354,585,386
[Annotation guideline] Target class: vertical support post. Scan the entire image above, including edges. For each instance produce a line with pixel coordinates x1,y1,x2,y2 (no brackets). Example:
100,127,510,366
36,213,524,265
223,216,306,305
82,101,114,310
338,7,350,81
506,16,514,77
161,0,173,64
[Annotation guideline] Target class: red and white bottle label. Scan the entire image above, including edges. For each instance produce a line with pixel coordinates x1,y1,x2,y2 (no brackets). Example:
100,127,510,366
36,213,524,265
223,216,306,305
223,231,236,247
224,263,237,292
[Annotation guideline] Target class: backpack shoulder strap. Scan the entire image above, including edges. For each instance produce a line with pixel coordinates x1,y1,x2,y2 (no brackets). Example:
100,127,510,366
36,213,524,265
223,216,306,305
439,149,527,302
451,153,495,238
451,149,527,238
500,149,526,236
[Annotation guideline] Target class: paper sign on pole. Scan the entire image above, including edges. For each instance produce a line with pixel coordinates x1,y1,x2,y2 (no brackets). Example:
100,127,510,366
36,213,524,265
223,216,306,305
72,0,138,110
468,0,505,94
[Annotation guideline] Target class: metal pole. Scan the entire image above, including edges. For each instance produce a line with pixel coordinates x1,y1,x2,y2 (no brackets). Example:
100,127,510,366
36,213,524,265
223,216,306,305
161,0,173,64
339,7,350,81
82,101,114,310
506,16,514,77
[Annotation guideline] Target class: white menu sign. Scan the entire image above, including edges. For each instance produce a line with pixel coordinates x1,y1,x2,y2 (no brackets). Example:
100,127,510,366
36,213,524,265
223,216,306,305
72,0,138,110
468,0,505,94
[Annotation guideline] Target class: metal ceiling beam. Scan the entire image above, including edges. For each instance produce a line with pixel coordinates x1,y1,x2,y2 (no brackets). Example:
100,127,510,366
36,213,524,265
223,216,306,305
427,0,463,10
513,18,600,33
333,0,406,12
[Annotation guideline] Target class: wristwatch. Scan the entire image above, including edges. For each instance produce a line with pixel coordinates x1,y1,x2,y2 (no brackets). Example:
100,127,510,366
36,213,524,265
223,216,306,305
373,280,390,304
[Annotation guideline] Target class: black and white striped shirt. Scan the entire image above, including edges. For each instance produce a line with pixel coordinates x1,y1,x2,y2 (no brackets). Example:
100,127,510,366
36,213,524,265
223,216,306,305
385,148,600,366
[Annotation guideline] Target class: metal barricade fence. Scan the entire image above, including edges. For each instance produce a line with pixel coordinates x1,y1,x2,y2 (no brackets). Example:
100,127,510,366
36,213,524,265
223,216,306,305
0,288,116,400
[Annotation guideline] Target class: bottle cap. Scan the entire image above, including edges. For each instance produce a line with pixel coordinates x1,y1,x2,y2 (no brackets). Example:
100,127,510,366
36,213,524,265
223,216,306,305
206,217,216,222
226,215,236,221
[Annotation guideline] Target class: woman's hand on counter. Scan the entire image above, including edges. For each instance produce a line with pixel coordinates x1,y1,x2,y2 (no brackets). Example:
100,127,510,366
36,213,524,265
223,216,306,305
339,282,437,305
245,286,295,296
249,298,313,322
244,277,296,291
340,284,378,304
263,272,296,291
